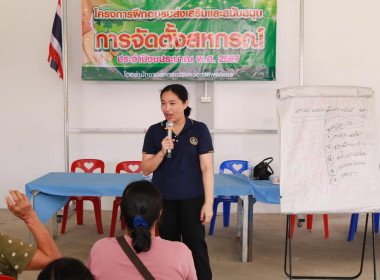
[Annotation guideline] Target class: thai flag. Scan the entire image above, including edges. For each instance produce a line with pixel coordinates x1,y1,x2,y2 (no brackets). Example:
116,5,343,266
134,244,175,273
48,0,63,79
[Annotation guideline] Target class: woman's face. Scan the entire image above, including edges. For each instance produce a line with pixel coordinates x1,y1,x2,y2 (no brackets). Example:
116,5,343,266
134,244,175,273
161,90,189,123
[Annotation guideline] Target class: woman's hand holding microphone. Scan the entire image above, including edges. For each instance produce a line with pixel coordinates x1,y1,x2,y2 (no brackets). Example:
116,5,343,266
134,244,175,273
160,136,175,157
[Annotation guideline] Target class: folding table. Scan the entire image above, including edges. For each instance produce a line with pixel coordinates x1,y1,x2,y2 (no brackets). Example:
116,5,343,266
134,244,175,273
26,172,254,262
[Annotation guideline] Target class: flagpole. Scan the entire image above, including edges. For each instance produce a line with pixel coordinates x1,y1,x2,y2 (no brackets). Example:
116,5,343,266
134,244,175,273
62,0,69,172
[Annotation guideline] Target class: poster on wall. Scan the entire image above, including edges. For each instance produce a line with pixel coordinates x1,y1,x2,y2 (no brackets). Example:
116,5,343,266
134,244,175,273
81,0,276,81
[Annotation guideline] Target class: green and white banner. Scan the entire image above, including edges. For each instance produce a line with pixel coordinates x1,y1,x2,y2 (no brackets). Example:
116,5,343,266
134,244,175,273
81,0,276,81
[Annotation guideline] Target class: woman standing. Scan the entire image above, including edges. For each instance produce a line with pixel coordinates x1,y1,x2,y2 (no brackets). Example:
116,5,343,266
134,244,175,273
142,84,214,280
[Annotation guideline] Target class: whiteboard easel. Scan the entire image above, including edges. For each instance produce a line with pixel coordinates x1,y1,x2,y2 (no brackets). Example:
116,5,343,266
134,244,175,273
277,86,380,214
278,86,380,280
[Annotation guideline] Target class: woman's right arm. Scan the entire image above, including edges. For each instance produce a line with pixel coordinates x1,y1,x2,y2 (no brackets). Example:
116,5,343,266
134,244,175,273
141,136,174,176
141,153,165,175
5,191,61,270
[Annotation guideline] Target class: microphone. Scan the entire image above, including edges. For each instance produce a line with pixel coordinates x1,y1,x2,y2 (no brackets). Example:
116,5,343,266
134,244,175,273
165,121,174,158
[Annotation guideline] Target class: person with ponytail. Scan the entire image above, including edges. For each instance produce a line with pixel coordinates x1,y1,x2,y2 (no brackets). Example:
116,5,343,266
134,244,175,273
88,180,196,280
142,84,214,280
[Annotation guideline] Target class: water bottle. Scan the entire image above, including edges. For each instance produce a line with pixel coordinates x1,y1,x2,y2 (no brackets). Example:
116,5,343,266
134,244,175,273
248,157,254,180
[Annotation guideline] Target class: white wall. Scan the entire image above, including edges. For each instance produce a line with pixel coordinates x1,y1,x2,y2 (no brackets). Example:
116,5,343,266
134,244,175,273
1,0,380,212
0,0,65,207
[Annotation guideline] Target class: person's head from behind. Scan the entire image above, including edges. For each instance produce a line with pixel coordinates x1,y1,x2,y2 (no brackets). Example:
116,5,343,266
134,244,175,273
120,180,162,253
37,257,94,280
160,84,191,121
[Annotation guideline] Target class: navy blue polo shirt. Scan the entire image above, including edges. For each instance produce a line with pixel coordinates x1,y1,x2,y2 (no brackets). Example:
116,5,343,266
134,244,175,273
142,118,214,200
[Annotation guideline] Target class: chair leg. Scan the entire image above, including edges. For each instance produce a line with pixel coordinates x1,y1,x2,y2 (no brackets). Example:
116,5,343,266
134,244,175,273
92,198,103,234
60,202,70,234
76,199,84,225
109,200,119,237
290,215,296,239
121,218,126,230
223,201,231,227
374,213,379,233
348,213,359,241
323,214,329,239
307,215,313,230
355,216,359,232
208,199,219,235
155,225,159,236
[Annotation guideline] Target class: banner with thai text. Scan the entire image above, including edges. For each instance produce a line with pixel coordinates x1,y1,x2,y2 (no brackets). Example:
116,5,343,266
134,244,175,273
81,0,276,81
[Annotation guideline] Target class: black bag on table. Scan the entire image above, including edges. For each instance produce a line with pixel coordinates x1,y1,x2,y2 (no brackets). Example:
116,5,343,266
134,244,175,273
253,157,274,180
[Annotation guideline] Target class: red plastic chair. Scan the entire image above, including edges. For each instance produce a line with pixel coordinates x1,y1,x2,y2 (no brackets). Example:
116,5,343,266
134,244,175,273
110,161,142,237
0,276,17,280
61,159,104,234
290,214,329,239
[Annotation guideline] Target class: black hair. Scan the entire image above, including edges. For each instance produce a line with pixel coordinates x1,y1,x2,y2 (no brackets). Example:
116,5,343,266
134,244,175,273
120,180,163,253
160,84,192,117
37,257,94,280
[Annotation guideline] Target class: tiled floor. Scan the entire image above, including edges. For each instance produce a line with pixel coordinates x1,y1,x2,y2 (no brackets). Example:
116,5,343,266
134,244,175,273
1,209,378,280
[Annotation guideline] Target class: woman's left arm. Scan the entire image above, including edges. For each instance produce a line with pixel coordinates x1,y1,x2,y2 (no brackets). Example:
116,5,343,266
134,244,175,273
199,153,214,225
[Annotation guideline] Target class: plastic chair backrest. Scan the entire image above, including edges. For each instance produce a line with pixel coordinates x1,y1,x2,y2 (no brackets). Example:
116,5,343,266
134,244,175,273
71,159,105,173
219,160,248,174
116,161,142,174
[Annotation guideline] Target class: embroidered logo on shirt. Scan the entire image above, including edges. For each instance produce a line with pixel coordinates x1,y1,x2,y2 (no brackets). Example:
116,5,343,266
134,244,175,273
189,137,198,145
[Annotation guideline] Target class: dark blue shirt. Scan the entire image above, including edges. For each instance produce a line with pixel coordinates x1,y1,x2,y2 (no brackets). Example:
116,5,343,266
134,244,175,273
142,118,214,200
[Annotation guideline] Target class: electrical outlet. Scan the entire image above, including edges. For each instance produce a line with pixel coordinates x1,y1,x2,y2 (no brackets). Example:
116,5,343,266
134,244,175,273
201,96,211,103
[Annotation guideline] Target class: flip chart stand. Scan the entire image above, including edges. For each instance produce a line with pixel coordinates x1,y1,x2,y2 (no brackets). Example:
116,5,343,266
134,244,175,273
284,214,377,280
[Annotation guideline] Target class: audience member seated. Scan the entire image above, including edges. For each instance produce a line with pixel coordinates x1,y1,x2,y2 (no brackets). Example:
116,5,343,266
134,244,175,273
1,190,61,279
88,180,197,280
37,257,94,280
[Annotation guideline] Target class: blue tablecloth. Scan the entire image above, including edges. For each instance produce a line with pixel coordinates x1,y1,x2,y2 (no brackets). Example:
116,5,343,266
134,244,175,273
250,180,280,204
25,172,255,224
25,172,145,223
213,174,254,196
